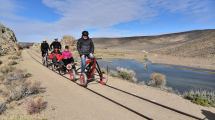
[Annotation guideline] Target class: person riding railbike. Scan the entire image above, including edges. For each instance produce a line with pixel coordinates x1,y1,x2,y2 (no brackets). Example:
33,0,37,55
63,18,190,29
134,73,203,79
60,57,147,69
49,48,63,64
62,45,76,72
77,31,105,84
49,38,63,64
40,40,49,57
77,31,94,73
50,38,62,51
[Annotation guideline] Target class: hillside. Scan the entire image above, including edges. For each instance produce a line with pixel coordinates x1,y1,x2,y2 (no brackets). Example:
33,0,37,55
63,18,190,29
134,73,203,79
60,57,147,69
93,29,215,58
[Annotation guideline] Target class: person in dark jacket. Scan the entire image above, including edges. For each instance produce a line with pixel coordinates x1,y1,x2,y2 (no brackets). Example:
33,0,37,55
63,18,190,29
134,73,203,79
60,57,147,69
40,40,49,57
50,38,62,50
77,31,94,73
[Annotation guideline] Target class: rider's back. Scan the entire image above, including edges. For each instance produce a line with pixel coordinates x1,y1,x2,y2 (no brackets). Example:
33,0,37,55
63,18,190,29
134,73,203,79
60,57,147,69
62,50,73,59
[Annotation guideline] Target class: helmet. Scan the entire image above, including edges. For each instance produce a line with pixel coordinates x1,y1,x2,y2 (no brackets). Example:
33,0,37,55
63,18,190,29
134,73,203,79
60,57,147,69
82,31,89,36
54,38,58,41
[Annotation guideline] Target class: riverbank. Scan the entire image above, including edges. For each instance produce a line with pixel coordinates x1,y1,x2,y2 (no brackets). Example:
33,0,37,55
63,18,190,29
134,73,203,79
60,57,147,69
94,48,215,70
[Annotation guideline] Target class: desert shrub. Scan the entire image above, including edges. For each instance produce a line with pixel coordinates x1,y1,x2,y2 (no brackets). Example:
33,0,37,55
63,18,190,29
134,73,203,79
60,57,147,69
0,102,7,114
5,69,25,84
24,80,43,95
110,70,118,77
8,55,20,60
0,72,5,82
8,60,18,66
16,51,22,56
3,69,43,102
148,72,166,88
6,80,43,102
7,86,25,102
183,90,215,107
26,97,47,114
116,67,137,82
24,73,32,78
0,65,14,74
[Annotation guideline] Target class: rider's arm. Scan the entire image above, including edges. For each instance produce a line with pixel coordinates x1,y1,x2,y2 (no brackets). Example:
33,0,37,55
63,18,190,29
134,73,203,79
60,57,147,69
77,39,82,55
47,43,50,51
90,39,94,54
50,42,53,50
59,42,62,49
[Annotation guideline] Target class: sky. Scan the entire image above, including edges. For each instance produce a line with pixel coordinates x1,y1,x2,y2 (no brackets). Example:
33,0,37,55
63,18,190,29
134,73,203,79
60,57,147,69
0,0,215,42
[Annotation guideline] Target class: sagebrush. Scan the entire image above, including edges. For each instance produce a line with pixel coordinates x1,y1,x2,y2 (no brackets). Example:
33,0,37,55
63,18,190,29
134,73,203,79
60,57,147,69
116,67,137,82
148,72,166,88
183,90,215,107
26,97,47,114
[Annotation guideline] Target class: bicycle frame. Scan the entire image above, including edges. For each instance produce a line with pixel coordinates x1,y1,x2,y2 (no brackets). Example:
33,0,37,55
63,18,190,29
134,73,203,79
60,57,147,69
77,57,104,81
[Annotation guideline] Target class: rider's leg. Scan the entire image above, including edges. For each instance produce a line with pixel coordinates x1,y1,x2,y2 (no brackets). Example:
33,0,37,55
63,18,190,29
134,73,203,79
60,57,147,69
81,55,86,73
41,51,45,57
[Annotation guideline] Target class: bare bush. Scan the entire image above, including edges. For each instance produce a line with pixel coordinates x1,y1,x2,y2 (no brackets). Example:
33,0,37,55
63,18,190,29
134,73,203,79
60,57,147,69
8,55,20,60
0,72,4,82
16,51,22,56
4,69,25,84
24,80,43,95
26,97,47,114
6,80,44,103
148,72,166,88
116,67,137,82
0,65,14,74
8,60,18,66
0,102,7,114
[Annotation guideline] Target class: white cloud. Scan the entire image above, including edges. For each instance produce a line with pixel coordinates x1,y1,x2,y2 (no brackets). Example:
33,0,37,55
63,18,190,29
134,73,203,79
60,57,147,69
0,0,214,42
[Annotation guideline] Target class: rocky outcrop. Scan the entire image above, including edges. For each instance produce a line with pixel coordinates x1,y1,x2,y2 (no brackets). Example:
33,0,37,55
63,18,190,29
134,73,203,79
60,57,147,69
0,23,18,55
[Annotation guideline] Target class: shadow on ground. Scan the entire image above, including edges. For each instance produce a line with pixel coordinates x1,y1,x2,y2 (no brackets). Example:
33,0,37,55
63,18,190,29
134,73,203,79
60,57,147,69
202,110,215,120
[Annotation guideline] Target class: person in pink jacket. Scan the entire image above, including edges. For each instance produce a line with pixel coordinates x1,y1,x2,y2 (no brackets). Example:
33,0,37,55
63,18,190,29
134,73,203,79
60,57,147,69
62,46,75,70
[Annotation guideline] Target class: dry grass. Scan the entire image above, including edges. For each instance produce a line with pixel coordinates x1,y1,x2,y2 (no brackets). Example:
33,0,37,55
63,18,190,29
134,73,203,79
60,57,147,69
1,114,48,120
8,55,20,60
0,102,7,114
6,80,44,103
116,67,137,82
0,68,44,104
26,97,47,114
148,72,166,88
0,72,5,82
0,65,14,75
16,51,22,57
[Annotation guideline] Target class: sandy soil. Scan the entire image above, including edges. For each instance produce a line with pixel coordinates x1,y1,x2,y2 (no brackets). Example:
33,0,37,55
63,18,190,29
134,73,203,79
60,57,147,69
1,49,215,120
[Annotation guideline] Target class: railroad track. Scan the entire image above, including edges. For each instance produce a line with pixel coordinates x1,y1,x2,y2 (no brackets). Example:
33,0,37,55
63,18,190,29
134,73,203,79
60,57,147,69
27,50,203,120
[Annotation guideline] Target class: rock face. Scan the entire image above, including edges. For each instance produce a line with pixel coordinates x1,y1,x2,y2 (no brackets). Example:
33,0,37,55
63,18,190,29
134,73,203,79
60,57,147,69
0,23,18,55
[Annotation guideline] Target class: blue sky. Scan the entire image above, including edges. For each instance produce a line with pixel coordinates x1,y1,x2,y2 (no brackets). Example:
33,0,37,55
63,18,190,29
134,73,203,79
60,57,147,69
0,0,215,42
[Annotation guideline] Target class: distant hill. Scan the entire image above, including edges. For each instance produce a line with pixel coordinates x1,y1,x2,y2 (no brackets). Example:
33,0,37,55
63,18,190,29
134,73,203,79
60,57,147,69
93,29,215,58
18,42,34,49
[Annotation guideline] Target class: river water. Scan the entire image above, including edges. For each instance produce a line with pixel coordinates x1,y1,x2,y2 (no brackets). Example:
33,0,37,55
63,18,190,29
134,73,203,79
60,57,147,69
98,59,215,93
